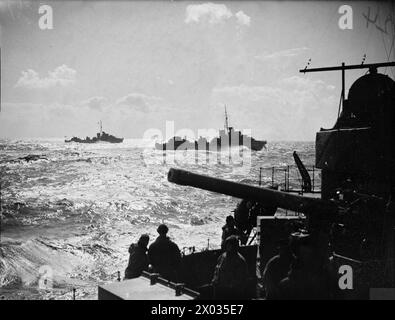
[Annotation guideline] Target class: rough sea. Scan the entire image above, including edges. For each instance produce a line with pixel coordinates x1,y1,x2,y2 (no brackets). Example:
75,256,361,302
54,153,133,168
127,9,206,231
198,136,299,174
0,139,319,300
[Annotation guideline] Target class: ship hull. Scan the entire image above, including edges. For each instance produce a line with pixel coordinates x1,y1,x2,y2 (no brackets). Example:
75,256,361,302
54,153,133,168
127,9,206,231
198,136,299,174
65,137,124,143
155,139,266,151
251,140,266,151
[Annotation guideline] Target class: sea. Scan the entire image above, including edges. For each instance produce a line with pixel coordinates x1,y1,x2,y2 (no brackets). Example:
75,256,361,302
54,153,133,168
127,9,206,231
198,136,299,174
0,139,318,300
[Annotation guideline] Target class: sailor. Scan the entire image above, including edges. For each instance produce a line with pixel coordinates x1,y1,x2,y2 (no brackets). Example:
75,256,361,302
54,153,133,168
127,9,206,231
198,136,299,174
233,200,252,244
234,200,251,229
148,224,181,282
212,235,248,299
262,238,294,300
221,215,240,249
125,234,150,279
277,232,336,300
234,196,278,245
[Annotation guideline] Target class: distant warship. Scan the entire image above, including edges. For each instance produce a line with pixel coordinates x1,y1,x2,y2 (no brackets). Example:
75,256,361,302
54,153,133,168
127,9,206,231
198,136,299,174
65,121,124,144
155,106,267,151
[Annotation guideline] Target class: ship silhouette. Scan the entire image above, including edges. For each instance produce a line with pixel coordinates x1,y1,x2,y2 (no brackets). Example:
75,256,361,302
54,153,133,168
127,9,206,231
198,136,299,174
65,121,124,144
155,106,267,151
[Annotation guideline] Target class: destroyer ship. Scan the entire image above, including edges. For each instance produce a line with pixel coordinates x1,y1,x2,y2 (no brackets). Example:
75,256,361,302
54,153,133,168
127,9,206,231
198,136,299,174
155,107,267,151
65,121,124,144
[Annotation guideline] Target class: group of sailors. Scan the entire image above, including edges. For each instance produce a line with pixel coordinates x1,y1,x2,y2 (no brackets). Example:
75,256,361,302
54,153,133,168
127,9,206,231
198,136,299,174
262,232,338,300
220,213,338,300
125,224,181,282
125,210,338,300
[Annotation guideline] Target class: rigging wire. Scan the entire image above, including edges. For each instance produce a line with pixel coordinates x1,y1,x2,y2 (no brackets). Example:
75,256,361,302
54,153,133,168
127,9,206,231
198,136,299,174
380,2,395,77
381,31,391,75
363,3,395,77
390,1,395,78
337,89,343,119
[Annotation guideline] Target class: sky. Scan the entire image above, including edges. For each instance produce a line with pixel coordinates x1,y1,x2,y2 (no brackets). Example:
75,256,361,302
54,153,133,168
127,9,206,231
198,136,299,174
0,0,394,140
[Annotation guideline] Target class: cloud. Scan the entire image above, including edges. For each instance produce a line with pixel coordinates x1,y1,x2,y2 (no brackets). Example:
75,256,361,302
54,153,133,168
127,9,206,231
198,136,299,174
235,11,250,26
116,93,161,113
281,76,336,91
255,47,309,61
15,65,77,89
80,96,107,110
185,3,232,24
185,3,250,27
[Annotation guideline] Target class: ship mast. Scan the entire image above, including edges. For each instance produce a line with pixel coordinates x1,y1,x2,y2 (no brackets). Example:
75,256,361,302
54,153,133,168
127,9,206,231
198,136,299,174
224,105,229,131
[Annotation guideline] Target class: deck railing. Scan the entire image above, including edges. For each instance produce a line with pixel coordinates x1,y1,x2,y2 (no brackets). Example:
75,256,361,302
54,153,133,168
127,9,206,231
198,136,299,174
258,165,321,195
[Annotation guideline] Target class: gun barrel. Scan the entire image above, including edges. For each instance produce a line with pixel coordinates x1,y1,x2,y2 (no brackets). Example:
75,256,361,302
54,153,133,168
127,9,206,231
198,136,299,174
168,168,336,215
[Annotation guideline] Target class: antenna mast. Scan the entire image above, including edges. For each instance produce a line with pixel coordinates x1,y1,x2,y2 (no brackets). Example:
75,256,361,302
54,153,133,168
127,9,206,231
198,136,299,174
224,105,229,131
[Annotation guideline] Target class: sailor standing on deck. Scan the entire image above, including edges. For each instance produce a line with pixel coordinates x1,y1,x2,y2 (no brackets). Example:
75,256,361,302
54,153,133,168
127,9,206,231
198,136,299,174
148,224,181,282
212,235,248,299
262,238,294,299
221,216,240,249
125,234,150,279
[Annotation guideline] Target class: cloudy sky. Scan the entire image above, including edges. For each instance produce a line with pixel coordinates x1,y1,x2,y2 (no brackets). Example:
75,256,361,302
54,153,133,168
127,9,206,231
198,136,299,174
0,0,393,140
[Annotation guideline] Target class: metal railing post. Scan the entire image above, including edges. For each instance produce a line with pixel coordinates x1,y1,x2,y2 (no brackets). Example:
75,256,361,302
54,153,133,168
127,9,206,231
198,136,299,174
271,167,274,187
284,168,287,191
312,166,315,191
